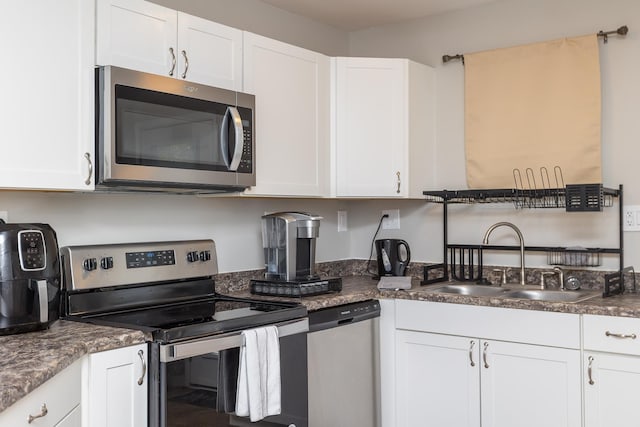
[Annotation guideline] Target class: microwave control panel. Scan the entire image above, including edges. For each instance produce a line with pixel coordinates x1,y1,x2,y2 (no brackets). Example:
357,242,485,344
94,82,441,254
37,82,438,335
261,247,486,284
237,107,253,173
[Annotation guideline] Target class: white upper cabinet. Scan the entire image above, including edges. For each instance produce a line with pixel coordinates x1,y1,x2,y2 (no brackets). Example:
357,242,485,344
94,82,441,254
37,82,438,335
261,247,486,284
331,57,435,198
243,32,330,197
0,0,95,191
96,0,242,91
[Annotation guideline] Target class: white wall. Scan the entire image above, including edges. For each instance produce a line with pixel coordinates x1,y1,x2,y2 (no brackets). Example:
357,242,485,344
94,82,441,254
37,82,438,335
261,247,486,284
0,191,352,273
348,0,640,270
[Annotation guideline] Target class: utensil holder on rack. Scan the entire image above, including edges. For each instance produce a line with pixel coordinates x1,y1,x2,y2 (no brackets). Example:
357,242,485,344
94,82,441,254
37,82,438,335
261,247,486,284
547,247,602,267
449,245,483,282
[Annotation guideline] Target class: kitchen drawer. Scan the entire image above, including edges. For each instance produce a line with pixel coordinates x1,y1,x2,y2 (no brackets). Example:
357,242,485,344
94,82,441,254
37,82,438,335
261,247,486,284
0,358,82,427
583,314,640,355
395,299,580,348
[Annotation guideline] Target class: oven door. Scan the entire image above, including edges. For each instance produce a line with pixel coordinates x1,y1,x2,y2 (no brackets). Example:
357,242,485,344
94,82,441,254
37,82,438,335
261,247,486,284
150,318,309,427
96,66,255,190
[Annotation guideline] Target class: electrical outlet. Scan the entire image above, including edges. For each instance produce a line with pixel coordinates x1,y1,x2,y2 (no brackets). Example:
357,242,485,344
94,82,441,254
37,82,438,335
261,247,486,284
0,211,7,223
382,209,400,230
337,210,348,232
623,205,640,231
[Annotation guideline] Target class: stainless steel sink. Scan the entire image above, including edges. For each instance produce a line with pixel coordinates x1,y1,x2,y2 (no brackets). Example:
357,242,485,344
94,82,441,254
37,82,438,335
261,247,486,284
501,289,600,303
432,284,511,297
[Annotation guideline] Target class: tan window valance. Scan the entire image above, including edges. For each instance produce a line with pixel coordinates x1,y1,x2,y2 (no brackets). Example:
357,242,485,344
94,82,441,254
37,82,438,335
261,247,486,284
464,34,602,189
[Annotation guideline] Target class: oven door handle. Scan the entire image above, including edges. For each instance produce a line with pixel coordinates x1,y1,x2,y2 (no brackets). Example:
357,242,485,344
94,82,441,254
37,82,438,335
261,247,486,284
159,318,309,362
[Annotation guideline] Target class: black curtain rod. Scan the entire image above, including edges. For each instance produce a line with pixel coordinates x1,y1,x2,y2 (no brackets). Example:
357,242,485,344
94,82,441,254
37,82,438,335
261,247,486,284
442,25,629,64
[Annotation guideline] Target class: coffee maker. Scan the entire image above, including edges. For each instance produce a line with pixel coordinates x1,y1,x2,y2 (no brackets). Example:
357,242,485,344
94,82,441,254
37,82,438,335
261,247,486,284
0,223,61,335
250,212,342,297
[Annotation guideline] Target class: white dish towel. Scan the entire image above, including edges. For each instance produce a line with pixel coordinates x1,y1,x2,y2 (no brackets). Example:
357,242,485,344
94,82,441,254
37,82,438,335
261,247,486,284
235,325,281,422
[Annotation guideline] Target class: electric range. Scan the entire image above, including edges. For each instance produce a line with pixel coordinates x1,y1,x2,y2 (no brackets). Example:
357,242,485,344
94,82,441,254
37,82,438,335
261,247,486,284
61,239,309,427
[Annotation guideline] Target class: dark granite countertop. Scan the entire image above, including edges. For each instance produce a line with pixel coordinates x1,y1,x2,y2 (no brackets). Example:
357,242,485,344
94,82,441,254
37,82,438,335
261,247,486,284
0,320,146,413
5,273,640,414
224,275,640,318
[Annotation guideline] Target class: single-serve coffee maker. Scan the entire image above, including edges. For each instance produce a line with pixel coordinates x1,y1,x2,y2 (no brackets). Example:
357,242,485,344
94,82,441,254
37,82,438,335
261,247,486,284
375,239,411,277
262,212,322,281
0,223,61,335
251,212,342,297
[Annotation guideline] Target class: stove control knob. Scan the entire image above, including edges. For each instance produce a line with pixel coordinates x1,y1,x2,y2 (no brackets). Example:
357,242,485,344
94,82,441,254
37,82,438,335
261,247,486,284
100,256,114,270
199,250,211,262
186,251,199,263
83,258,97,271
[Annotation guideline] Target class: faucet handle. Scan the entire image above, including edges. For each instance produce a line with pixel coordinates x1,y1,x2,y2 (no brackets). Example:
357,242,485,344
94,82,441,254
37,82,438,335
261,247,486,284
492,268,508,286
540,271,556,289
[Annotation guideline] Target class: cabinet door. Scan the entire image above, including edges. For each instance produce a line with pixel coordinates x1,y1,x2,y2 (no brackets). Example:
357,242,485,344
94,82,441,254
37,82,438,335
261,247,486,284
85,344,148,427
96,0,177,77
395,330,481,427
55,405,81,427
0,359,81,427
243,32,330,196
481,340,581,427
0,0,94,190
584,352,640,427
334,58,407,197
176,13,242,90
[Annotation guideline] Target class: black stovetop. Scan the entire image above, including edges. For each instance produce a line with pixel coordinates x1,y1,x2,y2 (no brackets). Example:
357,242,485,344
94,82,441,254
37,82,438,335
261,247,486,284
65,285,307,343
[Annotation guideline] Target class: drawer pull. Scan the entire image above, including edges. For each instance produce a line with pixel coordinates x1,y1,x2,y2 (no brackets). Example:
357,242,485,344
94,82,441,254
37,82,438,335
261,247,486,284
28,403,48,423
469,340,476,367
587,356,595,385
137,349,147,386
483,342,490,369
605,331,637,339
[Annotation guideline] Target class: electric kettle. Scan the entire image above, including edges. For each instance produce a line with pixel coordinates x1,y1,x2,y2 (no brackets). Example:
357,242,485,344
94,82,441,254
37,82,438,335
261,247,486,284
375,239,411,277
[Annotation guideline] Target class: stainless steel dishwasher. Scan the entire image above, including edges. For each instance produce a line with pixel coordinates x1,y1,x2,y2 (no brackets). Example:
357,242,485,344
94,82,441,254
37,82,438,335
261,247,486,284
307,300,381,427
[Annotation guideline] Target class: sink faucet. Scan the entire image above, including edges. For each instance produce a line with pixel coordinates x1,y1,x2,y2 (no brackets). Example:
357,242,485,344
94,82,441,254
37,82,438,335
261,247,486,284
482,222,526,285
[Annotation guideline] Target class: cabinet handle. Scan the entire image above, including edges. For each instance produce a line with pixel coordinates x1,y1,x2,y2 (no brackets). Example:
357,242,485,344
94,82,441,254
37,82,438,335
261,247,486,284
605,331,637,339
396,171,401,194
482,342,490,368
27,403,48,423
181,50,189,79
84,152,93,185
469,340,476,367
587,356,595,385
169,47,176,76
137,349,147,386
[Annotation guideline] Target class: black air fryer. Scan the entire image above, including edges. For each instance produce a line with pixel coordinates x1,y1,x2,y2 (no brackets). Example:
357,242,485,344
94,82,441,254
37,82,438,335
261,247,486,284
0,223,61,335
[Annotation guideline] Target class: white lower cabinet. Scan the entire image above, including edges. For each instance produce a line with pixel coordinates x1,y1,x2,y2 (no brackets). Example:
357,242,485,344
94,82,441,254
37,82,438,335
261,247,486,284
481,340,580,427
55,405,82,427
395,331,580,427
583,314,640,427
390,300,582,427
83,344,148,427
396,331,480,427
0,358,82,427
583,352,640,427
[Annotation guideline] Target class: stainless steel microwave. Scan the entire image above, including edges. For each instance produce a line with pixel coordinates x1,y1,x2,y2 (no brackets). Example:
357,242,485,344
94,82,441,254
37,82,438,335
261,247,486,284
95,66,255,193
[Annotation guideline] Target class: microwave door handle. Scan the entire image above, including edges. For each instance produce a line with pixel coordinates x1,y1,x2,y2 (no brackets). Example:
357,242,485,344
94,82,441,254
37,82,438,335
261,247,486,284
228,107,244,171
220,108,231,168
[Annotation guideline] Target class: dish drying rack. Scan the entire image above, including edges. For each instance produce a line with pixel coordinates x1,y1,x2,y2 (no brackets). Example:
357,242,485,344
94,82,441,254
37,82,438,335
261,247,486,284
424,168,617,211
422,180,626,298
